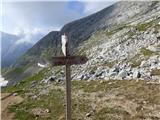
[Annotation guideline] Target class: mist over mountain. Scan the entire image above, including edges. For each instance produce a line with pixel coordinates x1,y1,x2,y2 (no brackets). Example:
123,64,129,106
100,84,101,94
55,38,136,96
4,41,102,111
1,32,44,68
1,32,20,57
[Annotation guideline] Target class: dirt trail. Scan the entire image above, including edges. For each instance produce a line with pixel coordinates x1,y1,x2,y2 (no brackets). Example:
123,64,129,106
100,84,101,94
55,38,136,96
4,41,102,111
1,93,24,120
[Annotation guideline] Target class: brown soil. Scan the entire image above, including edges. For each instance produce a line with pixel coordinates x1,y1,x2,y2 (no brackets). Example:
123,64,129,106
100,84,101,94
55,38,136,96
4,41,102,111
1,93,24,120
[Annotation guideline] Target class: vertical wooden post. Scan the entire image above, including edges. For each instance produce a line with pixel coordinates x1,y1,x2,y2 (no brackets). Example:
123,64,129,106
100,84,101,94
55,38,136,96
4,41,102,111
53,34,88,120
65,34,71,120
65,64,71,120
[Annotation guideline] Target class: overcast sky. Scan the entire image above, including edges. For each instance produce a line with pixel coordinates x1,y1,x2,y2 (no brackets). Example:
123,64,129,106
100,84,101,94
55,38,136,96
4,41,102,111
0,0,118,44
1,0,118,34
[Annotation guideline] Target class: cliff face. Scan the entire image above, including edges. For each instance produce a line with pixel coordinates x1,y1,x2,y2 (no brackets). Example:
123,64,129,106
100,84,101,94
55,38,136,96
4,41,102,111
4,1,160,84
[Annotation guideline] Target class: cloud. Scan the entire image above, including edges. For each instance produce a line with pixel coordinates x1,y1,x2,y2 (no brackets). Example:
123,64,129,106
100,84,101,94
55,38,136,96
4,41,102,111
2,1,85,33
14,28,46,45
82,1,118,15
15,33,43,45
1,1,117,38
0,0,118,53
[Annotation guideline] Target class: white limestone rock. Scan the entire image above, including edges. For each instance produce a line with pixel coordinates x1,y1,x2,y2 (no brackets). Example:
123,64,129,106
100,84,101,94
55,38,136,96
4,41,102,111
133,70,141,79
148,46,160,52
117,70,128,79
140,61,150,68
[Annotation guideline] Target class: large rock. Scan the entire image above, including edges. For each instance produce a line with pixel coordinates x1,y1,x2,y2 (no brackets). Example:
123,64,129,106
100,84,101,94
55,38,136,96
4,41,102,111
76,74,83,80
110,66,120,73
109,72,117,78
149,56,159,64
41,79,50,84
148,46,160,52
140,61,150,68
49,75,56,81
133,70,141,79
95,71,104,77
117,70,128,79
31,81,37,88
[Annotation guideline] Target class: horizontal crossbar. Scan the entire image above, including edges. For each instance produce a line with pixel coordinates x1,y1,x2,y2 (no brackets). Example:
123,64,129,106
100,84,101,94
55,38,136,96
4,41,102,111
52,56,88,66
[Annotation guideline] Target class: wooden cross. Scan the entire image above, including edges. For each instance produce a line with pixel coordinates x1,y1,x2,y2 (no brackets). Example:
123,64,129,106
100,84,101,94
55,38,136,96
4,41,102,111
52,33,88,120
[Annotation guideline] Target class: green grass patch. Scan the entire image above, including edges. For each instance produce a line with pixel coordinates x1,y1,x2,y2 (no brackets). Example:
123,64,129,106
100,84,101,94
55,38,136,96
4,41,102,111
5,80,160,120
136,23,150,31
10,89,65,120
127,31,135,38
105,24,127,36
103,61,116,68
94,106,130,120
3,68,49,94
4,64,30,80
140,48,155,56
136,20,154,31
128,54,142,68
10,106,35,120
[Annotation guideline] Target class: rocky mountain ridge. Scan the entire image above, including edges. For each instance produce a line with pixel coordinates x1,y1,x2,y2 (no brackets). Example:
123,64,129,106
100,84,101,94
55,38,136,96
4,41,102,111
15,1,160,65
4,1,160,85
72,7,160,81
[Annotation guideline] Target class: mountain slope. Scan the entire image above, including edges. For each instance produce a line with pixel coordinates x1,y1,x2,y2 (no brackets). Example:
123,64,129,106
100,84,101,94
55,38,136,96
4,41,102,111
2,1,160,119
15,1,158,66
0,32,31,68
4,1,160,85
1,32,20,57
